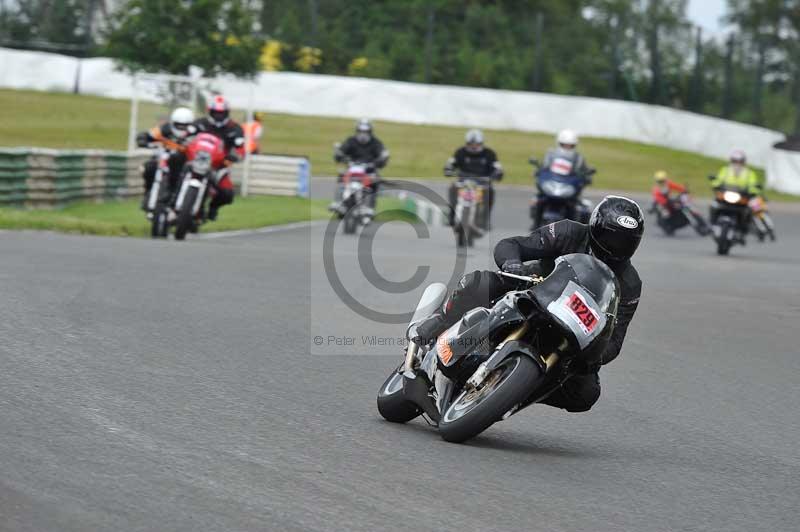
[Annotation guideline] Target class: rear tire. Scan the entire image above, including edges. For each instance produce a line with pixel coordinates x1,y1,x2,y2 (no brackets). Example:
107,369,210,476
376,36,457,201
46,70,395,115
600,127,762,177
439,355,541,443
377,368,422,423
175,187,199,241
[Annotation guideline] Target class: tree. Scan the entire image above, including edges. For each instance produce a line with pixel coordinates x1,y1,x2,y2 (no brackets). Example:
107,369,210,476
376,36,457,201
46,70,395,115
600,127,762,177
105,0,264,77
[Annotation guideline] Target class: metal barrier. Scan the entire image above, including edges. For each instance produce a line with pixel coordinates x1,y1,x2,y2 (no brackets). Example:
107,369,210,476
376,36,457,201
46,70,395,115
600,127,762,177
234,154,310,198
0,148,309,208
0,148,146,208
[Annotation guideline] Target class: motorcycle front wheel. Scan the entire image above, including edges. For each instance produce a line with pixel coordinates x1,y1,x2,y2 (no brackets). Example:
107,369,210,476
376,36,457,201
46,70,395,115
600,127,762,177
439,355,540,443
151,205,169,239
175,187,199,241
377,367,422,423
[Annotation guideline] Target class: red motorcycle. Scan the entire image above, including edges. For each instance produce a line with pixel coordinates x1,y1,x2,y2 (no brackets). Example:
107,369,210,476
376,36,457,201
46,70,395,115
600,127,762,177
152,133,230,240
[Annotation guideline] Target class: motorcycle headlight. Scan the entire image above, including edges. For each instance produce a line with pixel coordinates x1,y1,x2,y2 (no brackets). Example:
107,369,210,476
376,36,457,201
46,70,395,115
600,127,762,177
192,152,211,175
541,181,575,197
723,191,742,203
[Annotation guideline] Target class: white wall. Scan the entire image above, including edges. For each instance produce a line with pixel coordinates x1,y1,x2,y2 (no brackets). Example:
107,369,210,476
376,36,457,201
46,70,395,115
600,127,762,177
2,47,794,189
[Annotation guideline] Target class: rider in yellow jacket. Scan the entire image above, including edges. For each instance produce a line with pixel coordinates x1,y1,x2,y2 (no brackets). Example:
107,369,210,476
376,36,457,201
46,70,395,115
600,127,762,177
710,150,761,195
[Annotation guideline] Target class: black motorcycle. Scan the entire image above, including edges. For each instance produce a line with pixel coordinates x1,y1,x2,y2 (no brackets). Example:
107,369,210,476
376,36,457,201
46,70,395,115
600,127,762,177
528,158,594,230
377,254,620,443
708,180,752,256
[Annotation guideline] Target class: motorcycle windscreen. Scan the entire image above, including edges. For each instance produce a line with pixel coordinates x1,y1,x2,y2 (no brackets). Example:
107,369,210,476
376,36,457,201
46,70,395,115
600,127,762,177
532,254,620,352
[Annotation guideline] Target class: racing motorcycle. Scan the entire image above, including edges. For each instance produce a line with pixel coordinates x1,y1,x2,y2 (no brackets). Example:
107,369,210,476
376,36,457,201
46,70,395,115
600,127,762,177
152,132,230,240
452,173,490,248
377,253,620,443
338,160,379,235
708,180,752,256
748,196,776,242
529,157,594,230
650,193,710,237
143,140,186,238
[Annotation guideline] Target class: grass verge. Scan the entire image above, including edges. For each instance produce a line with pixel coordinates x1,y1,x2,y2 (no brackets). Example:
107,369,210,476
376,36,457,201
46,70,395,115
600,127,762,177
1,88,796,201
0,195,330,237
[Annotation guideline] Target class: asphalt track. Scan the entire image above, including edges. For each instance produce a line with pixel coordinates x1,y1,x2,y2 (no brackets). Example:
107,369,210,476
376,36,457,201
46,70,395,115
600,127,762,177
1,183,799,531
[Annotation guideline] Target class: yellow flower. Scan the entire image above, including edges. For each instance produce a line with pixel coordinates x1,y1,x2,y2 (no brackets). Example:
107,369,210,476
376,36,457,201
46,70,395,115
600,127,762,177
294,46,323,72
261,40,284,71
348,56,369,75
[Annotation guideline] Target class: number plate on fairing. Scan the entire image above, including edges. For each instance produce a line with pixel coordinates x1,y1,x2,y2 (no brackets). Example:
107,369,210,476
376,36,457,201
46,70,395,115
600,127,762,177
546,280,606,349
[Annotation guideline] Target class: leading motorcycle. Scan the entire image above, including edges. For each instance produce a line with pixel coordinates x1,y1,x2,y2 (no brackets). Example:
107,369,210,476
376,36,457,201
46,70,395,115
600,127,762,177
377,254,620,443
152,132,230,240
529,157,594,230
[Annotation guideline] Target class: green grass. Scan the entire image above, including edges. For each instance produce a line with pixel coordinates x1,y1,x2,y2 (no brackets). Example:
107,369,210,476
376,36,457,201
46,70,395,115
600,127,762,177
1,88,796,201
0,195,330,237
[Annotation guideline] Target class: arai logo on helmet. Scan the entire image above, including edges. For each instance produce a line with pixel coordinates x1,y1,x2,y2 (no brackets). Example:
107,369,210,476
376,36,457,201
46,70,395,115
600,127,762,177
616,215,639,229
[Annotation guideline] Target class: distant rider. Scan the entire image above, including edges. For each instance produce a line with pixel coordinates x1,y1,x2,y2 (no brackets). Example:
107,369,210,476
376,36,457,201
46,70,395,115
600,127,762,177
330,118,389,215
136,107,196,211
445,129,503,230
650,170,708,235
413,196,644,413
710,150,761,197
193,95,245,221
540,129,592,181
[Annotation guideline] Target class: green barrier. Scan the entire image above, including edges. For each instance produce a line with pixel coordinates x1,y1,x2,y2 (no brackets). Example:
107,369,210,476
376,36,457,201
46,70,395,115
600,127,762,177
0,151,29,205
0,148,146,208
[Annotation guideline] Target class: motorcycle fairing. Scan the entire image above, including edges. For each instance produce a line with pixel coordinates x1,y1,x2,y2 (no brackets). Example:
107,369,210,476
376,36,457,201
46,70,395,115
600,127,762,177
531,254,619,357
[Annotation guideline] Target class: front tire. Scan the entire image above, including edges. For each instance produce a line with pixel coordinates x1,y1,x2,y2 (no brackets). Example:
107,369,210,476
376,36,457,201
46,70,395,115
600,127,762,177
439,355,541,443
151,205,169,238
716,223,731,255
175,187,199,241
377,368,422,423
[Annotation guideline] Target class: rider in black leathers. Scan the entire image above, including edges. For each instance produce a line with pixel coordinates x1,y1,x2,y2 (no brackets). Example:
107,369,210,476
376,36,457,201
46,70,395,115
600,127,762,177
330,118,389,214
413,196,644,413
445,129,503,229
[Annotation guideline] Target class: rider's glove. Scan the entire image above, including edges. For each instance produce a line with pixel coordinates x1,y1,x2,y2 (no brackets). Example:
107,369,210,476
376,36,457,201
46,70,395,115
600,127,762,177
224,152,240,164
501,259,523,276
136,132,149,148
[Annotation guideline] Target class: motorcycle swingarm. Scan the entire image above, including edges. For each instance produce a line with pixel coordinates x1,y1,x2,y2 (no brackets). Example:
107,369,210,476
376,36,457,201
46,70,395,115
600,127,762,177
401,369,440,424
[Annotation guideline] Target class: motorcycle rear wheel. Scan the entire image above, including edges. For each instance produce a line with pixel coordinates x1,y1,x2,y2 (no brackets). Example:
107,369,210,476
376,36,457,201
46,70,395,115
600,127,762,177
439,355,540,443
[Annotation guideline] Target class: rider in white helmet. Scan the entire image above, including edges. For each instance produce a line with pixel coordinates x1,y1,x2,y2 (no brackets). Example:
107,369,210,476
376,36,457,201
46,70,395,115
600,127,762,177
136,107,198,211
541,129,591,176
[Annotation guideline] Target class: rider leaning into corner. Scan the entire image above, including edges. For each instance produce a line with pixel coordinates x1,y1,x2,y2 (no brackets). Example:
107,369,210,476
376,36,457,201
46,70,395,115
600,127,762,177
330,118,390,216
136,107,197,211
412,196,644,413
193,95,245,221
445,129,503,230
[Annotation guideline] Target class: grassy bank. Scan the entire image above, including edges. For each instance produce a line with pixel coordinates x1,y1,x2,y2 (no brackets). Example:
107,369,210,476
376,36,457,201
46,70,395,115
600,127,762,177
0,196,330,237
1,88,796,200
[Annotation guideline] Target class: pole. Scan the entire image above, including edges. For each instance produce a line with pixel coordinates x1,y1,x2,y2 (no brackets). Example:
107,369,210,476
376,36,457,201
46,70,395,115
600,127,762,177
531,12,543,91
722,34,734,119
424,4,435,83
241,82,255,198
127,74,139,154
307,0,319,47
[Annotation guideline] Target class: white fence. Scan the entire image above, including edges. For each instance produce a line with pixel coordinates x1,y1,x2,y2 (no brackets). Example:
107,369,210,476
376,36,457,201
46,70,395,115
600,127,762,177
231,154,310,197
1,47,796,193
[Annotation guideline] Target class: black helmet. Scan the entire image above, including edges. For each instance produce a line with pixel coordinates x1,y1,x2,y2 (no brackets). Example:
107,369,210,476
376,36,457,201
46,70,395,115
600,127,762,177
589,196,644,263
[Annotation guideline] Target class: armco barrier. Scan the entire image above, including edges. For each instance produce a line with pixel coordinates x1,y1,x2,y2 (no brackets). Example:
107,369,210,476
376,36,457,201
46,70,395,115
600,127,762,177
0,148,310,208
232,154,310,197
0,148,147,208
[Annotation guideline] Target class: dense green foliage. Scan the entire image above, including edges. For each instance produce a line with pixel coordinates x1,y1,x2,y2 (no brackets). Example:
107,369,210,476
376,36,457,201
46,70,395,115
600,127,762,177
1,1,799,131
104,0,264,76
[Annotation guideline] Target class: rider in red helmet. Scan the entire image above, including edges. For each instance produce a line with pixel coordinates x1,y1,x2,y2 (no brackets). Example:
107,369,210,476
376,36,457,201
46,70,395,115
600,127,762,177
193,95,245,220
